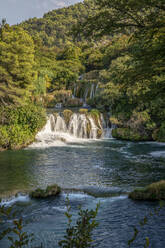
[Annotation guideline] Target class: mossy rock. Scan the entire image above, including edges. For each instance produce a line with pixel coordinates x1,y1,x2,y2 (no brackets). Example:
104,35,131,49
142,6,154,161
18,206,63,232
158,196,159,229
79,108,88,114
97,129,103,138
129,180,165,201
86,121,92,138
30,184,61,199
112,128,150,141
89,109,101,128
63,109,73,126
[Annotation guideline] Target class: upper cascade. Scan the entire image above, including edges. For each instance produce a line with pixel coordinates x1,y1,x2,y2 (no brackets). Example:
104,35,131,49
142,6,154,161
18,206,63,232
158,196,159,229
30,111,112,148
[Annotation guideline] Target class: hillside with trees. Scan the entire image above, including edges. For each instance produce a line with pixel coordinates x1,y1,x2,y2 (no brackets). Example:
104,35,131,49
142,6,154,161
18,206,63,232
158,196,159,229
0,0,165,151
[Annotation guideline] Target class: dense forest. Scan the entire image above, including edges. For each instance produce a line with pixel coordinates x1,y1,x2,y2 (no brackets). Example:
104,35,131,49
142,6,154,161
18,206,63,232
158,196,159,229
0,0,165,151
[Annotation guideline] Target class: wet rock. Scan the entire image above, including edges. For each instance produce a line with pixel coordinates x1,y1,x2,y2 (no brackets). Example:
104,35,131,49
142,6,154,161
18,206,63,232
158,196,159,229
30,184,61,199
129,180,165,201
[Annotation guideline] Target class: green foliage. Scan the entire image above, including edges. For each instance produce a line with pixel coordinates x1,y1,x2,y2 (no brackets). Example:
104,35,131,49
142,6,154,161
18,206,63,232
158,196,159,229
30,184,61,199
63,110,73,126
0,24,37,105
112,128,150,141
21,1,97,47
79,109,88,114
0,198,99,248
0,204,34,248
129,180,165,201
75,0,165,141
59,198,99,248
152,122,165,142
0,105,46,149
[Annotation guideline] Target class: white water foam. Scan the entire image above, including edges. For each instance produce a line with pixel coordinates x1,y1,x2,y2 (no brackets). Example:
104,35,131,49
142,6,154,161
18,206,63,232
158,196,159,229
0,194,30,206
29,113,112,148
150,151,165,158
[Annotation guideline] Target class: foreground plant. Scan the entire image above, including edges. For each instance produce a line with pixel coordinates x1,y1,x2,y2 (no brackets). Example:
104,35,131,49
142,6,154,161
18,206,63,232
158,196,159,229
0,197,99,248
128,201,165,248
59,198,99,248
0,204,34,248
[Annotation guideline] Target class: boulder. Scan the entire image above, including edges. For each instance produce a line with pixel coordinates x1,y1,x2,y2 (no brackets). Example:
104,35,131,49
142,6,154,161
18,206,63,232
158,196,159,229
30,184,61,199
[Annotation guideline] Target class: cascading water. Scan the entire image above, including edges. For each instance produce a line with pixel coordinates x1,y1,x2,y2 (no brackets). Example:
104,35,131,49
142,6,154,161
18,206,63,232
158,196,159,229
30,112,112,148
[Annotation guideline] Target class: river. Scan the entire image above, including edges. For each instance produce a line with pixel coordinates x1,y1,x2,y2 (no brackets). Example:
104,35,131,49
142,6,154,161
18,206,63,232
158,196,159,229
0,137,165,247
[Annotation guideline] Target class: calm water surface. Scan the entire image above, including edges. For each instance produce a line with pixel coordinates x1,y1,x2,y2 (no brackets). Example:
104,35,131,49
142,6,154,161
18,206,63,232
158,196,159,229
0,139,165,247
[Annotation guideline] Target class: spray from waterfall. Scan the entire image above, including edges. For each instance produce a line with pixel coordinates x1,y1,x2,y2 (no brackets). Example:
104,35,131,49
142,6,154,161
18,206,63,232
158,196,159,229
29,112,113,148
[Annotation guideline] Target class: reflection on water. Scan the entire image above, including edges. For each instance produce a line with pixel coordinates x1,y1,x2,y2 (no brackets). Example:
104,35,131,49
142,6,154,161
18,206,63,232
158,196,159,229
0,140,165,195
0,140,165,247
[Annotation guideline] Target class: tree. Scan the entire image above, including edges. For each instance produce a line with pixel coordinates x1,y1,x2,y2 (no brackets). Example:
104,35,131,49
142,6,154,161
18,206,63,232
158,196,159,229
0,24,37,105
75,0,165,141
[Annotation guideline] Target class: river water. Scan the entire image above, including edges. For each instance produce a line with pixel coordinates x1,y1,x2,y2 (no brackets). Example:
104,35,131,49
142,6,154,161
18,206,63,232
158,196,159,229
0,139,165,247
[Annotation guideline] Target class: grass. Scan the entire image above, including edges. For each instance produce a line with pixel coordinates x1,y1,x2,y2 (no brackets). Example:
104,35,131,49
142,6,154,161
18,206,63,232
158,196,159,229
129,180,165,201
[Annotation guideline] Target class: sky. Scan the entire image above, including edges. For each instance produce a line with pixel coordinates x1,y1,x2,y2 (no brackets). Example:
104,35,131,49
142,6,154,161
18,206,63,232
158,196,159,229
0,0,83,25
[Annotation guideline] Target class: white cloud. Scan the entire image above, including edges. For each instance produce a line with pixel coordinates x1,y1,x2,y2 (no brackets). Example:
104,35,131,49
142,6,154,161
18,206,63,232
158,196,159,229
0,0,82,24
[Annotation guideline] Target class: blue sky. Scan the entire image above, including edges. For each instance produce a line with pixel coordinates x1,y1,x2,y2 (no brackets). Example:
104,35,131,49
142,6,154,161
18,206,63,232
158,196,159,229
0,0,83,25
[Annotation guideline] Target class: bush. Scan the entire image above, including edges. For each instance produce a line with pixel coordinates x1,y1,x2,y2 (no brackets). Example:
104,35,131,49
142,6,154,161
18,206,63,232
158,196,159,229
0,104,46,150
152,122,165,142
59,199,99,248
112,128,151,141
0,199,99,248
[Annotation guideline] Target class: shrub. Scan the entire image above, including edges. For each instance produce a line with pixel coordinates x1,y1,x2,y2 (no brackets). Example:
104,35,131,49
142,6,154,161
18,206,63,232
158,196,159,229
112,128,151,141
0,104,46,150
152,122,165,142
59,199,99,248
0,204,34,248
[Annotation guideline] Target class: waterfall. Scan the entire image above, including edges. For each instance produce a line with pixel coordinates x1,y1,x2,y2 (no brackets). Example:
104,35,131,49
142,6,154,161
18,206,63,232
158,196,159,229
54,115,66,132
90,84,95,99
88,116,98,139
30,112,112,148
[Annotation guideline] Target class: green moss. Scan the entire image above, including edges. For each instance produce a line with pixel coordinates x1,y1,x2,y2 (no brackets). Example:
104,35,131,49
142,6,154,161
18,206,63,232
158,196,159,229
152,122,165,142
97,129,103,138
30,184,61,198
79,108,88,114
89,109,101,128
63,109,73,126
86,121,92,138
112,128,151,141
129,180,165,201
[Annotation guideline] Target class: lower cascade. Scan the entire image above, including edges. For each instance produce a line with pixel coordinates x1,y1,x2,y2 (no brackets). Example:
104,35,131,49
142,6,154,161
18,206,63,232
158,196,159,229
30,111,112,147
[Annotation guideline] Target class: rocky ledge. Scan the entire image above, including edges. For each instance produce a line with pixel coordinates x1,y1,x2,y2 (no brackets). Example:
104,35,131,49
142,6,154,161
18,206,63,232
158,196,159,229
129,180,165,201
30,184,61,199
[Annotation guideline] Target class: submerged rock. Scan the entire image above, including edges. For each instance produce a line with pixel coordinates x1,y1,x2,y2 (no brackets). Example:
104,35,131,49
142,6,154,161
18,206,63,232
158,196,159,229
129,180,165,201
30,184,61,199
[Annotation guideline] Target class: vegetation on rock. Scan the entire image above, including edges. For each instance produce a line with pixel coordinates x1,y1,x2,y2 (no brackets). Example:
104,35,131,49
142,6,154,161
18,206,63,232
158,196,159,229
112,128,151,142
63,109,73,126
129,181,165,201
30,184,61,199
